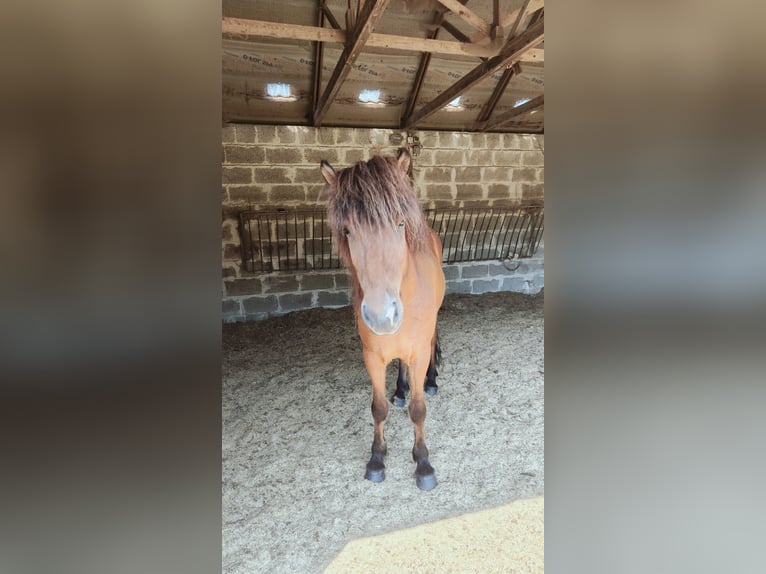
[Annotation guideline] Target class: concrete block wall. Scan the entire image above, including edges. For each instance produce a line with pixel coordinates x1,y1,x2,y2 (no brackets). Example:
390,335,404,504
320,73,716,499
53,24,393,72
222,124,543,322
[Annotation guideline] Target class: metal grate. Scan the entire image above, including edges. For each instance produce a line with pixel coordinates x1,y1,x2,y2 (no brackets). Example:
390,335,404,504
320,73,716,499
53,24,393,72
239,206,543,273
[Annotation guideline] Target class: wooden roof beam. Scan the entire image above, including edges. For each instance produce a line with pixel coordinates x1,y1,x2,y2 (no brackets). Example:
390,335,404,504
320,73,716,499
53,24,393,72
435,0,491,37
441,20,473,44
222,18,499,59
403,15,543,129
468,0,543,43
311,3,326,118
313,0,391,126
320,0,342,30
508,0,531,38
476,62,520,123
477,93,543,131
401,0,469,124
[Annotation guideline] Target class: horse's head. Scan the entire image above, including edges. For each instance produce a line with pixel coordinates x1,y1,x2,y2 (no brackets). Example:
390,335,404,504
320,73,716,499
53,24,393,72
321,149,425,336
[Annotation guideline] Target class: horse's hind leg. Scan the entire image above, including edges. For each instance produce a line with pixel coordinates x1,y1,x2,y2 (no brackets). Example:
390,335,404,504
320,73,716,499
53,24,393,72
424,330,441,396
408,349,437,491
391,359,409,407
363,351,389,483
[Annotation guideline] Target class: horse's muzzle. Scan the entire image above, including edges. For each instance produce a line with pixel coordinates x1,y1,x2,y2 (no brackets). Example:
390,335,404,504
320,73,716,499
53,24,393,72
360,293,403,335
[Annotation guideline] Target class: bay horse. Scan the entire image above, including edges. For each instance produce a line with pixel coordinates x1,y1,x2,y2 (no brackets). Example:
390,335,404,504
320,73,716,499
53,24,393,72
320,149,446,491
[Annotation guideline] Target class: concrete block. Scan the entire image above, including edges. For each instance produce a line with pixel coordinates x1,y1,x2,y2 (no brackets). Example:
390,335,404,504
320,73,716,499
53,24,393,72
521,183,544,201
317,291,351,307
317,128,335,145
300,273,335,291
222,125,236,143
222,299,241,317
225,146,265,164
442,265,460,280
253,167,291,184
343,148,366,164
489,262,515,276
229,185,266,203
269,185,307,202
264,147,303,165
455,184,484,200
426,184,454,200
262,275,300,293
484,133,502,148
522,151,544,166
222,167,252,185
243,295,278,316
279,292,314,312
334,128,358,145
225,278,263,296
275,125,297,144
501,276,530,293
433,150,465,166
454,166,481,183
446,280,473,294
488,183,511,199
461,264,489,279
422,167,453,183
234,124,255,143
305,147,339,165
254,125,277,144
334,273,349,289
483,167,511,182
293,167,323,184
492,150,523,166
511,167,537,182
472,278,501,294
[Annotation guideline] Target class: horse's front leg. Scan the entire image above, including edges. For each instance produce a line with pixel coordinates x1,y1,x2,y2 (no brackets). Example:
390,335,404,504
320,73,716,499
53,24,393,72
408,349,437,491
363,351,389,483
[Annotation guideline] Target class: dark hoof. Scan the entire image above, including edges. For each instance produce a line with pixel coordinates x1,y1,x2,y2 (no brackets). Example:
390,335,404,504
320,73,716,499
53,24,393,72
424,384,438,396
416,472,437,491
391,393,406,407
365,461,385,483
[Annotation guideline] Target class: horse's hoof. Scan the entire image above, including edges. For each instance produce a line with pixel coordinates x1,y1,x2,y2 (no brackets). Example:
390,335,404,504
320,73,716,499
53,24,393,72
416,472,437,491
365,460,386,483
424,384,438,396
391,393,406,407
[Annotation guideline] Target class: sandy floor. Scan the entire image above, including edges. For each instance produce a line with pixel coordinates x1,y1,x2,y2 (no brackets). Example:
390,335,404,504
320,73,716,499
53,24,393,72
222,291,544,573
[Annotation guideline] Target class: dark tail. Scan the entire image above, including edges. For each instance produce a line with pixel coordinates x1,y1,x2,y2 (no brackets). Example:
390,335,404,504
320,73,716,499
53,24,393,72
433,330,442,369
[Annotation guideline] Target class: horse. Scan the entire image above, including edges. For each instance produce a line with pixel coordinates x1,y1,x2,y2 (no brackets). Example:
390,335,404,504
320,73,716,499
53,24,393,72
320,149,446,491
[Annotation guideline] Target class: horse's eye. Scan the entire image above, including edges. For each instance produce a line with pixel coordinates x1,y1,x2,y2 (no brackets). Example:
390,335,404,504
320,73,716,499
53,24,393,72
398,221,405,228
343,226,350,236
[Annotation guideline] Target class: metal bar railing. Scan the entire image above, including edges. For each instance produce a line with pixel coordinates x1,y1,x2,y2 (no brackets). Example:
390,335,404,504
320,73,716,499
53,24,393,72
238,206,543,273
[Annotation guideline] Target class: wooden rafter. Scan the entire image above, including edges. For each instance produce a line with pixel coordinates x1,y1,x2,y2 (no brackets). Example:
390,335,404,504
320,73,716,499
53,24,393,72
313,0,391,126
320,0,341,30
476,62,519,123
311,2,326,117
402,0,469,124
468,0,543,43
403,15,543,128
441,20,472,44
508,0,531,38
435,0,491,37
222,17,501,59
477,93,543,131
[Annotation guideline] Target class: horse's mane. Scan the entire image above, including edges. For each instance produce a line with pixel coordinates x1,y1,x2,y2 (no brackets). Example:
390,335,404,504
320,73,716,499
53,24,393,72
324,155,429,268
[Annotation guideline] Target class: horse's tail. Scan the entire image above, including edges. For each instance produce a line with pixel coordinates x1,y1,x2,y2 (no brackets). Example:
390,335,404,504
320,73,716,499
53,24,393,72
433,330,442,369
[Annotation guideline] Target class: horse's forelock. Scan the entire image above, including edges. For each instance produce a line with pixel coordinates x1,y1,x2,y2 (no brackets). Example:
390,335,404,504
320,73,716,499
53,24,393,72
326,155,428,255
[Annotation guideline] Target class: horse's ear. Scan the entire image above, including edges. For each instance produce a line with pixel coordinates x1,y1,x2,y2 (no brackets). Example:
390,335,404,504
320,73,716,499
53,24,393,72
320,160,337,186
397,148,411,174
